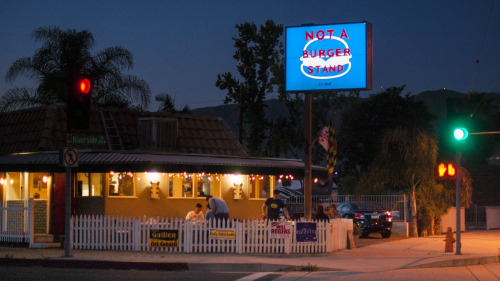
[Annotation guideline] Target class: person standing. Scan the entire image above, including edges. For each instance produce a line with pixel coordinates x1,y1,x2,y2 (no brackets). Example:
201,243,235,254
263,190,290,220
313,204,330,222
186,203,204,223
205,203,215,221
206,195,229,220
327,203,342,219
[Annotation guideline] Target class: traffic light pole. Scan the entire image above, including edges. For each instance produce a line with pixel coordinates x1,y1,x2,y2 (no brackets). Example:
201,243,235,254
64,133,72,258
455,151,462,255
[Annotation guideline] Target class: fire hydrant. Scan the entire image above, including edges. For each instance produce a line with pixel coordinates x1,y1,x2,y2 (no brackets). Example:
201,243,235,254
444,227,456,253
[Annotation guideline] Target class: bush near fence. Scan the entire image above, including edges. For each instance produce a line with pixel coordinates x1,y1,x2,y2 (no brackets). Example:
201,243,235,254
71,215,352,254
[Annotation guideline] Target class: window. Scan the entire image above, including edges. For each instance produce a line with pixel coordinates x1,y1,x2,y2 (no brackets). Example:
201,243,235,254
249,175,273,199
182,174,193,197
168,173,215,198
75,173,104,197
108,172,135,197
197,175,211,197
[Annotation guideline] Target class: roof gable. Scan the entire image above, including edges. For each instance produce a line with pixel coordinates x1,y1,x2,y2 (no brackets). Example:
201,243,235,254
0,106,247,157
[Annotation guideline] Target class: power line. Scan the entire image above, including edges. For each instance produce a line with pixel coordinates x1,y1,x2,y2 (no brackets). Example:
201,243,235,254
468,0,495,93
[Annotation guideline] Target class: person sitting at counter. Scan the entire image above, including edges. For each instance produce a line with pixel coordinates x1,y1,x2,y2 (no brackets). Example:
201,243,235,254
186,203,204,223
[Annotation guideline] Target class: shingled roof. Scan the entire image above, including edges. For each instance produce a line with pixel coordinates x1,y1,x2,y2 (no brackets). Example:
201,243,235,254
0,105,247,157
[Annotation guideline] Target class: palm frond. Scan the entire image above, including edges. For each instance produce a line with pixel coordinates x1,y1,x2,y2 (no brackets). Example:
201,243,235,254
0,88,45,112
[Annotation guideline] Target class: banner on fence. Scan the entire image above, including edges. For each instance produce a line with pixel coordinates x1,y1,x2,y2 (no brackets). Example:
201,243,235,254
209,229,236,240
270,221,292,239
296,222,317,242
149,229,179,247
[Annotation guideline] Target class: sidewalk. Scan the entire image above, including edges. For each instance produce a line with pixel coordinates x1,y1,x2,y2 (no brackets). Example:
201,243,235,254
0,230,498,272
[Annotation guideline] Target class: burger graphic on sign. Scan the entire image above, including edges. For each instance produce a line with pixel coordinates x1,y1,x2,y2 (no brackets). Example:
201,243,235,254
285,22,372,92
299,29,351,79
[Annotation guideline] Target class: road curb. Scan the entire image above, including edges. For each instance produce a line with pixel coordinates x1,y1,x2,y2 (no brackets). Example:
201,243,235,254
0,258,336,272
0,258,189,271
402,255,500,269
187,262,335,272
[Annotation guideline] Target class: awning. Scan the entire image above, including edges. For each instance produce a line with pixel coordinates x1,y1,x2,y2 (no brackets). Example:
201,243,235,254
0,150,328,178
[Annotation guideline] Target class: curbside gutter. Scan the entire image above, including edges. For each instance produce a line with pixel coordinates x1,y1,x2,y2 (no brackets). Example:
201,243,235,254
402,255,500,269
0,258,335,272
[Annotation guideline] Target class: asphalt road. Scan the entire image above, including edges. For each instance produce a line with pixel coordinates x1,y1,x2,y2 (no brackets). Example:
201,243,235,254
2,264,499,281
0,266,249,281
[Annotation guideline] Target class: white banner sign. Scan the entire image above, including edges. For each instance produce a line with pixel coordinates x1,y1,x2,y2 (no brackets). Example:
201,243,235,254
270,221,292,239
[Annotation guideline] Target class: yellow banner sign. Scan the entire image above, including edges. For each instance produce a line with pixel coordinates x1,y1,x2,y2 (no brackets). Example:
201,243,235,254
209,229,236,240
149,229,179,247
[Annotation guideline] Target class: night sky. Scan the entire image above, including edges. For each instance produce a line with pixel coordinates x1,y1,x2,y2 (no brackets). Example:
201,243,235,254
1,0,499,111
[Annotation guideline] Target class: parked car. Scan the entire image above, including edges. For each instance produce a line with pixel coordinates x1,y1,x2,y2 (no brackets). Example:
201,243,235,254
337,202,392,238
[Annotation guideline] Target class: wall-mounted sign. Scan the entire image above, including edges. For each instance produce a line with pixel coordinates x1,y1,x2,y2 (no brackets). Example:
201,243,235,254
286,22,372,92
149,229,179,247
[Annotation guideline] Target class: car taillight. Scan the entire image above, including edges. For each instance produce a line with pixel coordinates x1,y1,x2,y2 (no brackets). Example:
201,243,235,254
386,211,392,222
354,213,365,219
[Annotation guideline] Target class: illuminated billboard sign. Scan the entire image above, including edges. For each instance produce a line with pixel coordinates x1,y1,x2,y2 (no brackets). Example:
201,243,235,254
285,22,372,92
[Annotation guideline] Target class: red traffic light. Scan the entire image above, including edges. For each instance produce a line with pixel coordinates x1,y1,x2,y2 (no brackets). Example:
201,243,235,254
78,78,91,94
438,162,456,178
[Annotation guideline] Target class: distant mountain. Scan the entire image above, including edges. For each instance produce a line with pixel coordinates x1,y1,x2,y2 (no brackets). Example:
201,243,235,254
414,89,500,133
192,99,289,139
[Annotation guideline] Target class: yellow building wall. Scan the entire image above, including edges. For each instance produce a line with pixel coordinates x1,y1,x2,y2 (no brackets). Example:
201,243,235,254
103,173,273,220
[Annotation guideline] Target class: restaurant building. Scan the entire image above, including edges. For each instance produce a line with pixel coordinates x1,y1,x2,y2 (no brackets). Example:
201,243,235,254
0,106,328,238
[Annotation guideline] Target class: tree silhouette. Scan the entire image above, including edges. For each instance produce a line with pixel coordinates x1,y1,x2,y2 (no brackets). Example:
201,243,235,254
1,26,150,112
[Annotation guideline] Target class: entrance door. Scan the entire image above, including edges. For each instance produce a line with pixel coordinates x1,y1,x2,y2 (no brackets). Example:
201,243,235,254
51,173,67,235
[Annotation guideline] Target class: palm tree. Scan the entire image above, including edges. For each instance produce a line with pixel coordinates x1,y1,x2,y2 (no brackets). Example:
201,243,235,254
1,26,150,112
155,93,191,113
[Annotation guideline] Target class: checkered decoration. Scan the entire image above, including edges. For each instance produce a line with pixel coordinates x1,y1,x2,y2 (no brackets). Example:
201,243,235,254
327,123,337,175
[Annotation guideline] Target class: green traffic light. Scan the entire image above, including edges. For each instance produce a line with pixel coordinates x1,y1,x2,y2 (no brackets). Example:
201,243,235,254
453,127,469,141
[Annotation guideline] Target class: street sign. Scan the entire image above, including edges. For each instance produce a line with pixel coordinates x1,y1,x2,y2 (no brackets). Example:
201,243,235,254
62,148,78,167
72,134,107,146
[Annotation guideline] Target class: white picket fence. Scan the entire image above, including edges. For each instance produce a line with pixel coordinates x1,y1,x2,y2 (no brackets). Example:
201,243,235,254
71,215,353,254
0,199,32,244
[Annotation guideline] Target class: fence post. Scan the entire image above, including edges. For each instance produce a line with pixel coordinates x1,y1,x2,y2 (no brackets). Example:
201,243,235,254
29,198,34,248
404,194,408,222
184,220,191,253
133,218,140,251
326,221,332,252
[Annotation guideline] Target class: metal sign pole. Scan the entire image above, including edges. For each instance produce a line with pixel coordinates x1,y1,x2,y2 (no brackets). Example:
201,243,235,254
304,93,312,220
455,151,462,255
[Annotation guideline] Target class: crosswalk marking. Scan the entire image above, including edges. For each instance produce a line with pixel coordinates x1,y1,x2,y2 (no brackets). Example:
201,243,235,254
235,272,274,281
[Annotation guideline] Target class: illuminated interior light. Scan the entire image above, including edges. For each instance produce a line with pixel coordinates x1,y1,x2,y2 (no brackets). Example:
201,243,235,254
231,174,243,186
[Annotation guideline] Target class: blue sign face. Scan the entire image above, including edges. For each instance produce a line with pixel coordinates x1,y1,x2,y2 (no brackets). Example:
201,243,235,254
296,222,317,242
285,22,372,92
